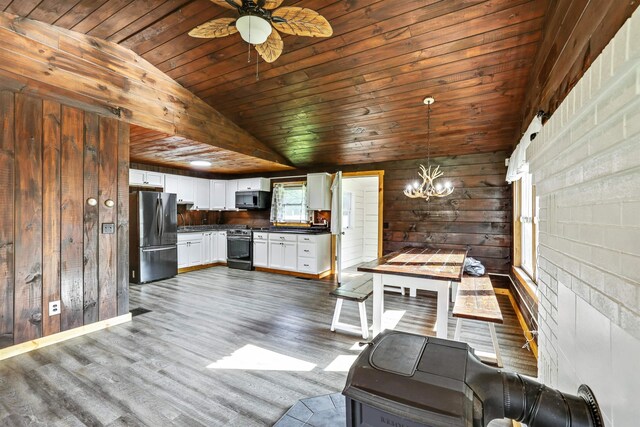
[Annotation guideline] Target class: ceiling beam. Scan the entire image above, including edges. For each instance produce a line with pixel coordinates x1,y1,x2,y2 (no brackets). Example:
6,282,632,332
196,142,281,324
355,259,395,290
0,12,290,167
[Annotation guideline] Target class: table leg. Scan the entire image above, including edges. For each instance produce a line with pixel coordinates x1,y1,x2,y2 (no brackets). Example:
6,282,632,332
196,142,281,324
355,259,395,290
450,280,457,303
372,274,383,336
435,286,448,338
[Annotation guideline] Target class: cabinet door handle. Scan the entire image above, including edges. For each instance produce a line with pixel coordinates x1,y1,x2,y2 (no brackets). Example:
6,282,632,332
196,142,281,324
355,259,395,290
304,249,309,253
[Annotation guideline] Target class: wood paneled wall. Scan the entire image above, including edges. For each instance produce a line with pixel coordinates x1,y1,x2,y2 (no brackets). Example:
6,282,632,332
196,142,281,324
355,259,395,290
231,151,512,273
520,0,639,132
0,91,129,349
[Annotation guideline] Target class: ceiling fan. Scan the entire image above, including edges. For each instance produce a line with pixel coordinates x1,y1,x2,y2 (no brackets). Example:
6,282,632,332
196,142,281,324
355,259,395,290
188,0,333,63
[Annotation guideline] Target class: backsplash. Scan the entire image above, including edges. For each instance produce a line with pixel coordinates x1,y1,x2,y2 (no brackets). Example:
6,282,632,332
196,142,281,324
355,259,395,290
177,205,331,229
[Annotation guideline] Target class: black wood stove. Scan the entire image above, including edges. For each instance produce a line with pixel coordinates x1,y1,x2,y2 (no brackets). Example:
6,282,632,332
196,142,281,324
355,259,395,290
343,331,604,427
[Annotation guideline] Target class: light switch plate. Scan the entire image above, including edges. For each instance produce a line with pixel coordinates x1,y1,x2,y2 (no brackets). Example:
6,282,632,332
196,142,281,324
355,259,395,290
49,300,61,316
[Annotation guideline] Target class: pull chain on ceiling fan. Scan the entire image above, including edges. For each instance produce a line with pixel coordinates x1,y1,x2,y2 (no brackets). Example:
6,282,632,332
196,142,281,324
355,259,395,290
188,0,333,63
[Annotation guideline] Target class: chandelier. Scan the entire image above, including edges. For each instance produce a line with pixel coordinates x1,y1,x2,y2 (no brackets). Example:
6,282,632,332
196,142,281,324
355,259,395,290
404,96,454,200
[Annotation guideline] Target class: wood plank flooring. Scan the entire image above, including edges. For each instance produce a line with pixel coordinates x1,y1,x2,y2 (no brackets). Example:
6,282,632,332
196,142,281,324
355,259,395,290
0,267,536,426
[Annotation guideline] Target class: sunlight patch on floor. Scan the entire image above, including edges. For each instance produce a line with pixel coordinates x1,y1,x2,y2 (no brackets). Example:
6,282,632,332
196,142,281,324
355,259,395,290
324,355,359,372
207,344,316,371
381,309,406,331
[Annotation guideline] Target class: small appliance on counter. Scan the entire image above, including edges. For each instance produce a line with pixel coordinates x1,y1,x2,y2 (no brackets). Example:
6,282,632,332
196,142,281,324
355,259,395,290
227,228,253,270
130,191,178,284
235,190,270,210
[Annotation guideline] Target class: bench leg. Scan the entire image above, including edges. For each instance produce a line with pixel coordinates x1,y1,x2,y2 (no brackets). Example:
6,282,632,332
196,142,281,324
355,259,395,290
450,281,458,303
489,323,503,368
454,318,462,341
330,299,343,332
409,287,416,297
358,301,369,339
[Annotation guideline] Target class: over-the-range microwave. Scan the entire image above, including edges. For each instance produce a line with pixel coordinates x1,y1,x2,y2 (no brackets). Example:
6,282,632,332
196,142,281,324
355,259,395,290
235,190,271,210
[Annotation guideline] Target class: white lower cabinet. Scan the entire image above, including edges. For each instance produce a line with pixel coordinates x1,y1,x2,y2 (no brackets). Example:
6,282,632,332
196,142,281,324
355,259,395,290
264,232,331,274
253,232,269,267
178,233,203,268
296,234,331,274
203,232,215,264
217,231,227,262
268,233,297,271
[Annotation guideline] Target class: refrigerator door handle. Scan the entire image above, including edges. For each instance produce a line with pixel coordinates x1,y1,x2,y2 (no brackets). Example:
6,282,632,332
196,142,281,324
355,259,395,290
159,197,164,238
156,197,162,238
141,246,176,252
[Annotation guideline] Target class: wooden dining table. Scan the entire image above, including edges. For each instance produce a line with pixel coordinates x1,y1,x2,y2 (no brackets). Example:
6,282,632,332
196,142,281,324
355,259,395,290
357,247,467,338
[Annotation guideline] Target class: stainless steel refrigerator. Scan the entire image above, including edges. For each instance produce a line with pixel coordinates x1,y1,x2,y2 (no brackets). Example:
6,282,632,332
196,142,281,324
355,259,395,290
130,191,178,284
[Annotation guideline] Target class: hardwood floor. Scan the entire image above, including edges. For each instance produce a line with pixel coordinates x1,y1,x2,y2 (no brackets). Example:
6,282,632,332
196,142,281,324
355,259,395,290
0,267,536,426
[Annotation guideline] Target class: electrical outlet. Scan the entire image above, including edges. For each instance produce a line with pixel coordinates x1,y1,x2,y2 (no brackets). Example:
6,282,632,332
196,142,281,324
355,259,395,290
102,223,115,234
49,300,61,316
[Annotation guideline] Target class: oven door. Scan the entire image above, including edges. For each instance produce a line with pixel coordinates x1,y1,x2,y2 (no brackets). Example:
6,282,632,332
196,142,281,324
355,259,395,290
227,236,252,270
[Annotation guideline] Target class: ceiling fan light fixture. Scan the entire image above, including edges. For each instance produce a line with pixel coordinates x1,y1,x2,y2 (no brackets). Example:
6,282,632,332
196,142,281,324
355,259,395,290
236,15,272,45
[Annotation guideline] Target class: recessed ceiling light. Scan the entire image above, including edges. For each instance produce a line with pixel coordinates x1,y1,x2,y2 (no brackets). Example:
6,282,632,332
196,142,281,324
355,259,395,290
190,160,211,167
423,96,435,105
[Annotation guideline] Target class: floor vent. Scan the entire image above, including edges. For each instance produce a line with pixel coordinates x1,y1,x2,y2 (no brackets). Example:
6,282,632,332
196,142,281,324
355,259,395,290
130,307,152,317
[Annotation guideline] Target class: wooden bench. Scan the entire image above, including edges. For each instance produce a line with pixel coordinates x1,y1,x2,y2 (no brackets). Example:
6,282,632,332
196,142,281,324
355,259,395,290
330,274,373,339
452,275,504,367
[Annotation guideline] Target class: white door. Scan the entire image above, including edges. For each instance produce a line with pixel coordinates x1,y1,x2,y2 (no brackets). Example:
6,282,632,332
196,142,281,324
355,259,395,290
253,240,268,267
188,239,202,267
178,176,195,203
217,231,227,261
177,241,188,268
282,242,297,271
332,171,344,284
165,174,179,197
129,169,146,186
225,180,238,210
194,178,210,210
210,180,226,209
210,232,218,263
269,241,283,269
146,172,164,187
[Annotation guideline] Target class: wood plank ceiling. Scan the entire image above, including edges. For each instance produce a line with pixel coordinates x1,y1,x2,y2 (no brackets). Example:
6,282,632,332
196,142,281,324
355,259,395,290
7,0,549,170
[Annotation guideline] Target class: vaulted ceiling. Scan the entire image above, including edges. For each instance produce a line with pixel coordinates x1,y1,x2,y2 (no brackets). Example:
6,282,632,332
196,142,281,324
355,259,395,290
0,1,553,171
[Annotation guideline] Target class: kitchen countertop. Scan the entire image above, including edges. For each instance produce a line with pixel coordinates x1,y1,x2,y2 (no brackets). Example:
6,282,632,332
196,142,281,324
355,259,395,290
177,225,246,233
254,228,331,235
178,225,331,235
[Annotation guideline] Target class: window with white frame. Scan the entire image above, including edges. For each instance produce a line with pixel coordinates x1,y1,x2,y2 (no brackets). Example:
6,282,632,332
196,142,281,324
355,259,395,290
272,183,307,223
519,172,538,280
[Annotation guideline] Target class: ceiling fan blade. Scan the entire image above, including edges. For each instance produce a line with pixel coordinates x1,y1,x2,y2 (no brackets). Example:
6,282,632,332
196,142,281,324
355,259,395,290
271,7,333,37
261,0,284,9
255,28,283,63
210,0,241,10
188,17,238,38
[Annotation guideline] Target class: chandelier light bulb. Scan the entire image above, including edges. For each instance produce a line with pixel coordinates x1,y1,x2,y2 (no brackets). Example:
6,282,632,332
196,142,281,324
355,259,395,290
444,181,451,189
406,184,412,192
435,183,443,191
413,181,419,189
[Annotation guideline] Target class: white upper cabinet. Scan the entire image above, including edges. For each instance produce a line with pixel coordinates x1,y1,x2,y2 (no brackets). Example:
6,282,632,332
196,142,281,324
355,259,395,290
164,174,178,195
237,178,271,192
210,180,226,210
129,169,164,188
306,173,332,210
165,174,195,204
225,180,238,210
193,178,210,210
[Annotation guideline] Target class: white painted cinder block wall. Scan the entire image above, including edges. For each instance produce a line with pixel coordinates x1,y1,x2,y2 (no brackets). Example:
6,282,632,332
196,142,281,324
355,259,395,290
526,10,640,427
